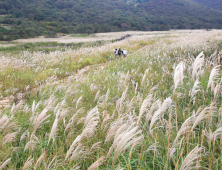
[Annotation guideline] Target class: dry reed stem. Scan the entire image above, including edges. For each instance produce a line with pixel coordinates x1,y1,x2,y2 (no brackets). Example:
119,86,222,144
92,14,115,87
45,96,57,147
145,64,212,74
137,94,153,125
65,135,81,160
32,106,50,135
192,51,204,80
107,125,143,169
22,156,33,170
34,151,46,170
149,97,172,135
87,156,105,170
179,145,204,170
0,158,11,170
174,62,185,91
48,116,58,145
207,65,221,91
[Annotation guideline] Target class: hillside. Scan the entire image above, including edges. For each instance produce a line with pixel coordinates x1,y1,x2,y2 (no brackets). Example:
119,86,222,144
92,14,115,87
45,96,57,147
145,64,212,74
0,30,222,169
0,0,222,40
192,0,222,11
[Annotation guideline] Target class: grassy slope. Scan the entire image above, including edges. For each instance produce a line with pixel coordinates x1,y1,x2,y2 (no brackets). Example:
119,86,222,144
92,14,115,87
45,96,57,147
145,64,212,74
0,30,222,169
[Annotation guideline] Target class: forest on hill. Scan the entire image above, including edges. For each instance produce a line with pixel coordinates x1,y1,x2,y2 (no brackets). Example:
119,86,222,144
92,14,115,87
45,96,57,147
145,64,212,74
192,0,222,11
0,0,222,40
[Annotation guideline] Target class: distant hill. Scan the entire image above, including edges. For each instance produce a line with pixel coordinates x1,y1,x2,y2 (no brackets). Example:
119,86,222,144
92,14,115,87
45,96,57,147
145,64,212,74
0,0,222,40
192,0,222,11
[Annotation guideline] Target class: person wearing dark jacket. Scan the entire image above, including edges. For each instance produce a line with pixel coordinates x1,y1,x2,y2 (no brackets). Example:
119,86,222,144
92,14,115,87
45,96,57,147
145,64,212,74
118,48,123,57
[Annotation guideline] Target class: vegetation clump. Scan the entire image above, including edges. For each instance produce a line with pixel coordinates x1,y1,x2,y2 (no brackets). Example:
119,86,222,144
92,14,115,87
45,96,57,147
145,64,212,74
0,30,222,169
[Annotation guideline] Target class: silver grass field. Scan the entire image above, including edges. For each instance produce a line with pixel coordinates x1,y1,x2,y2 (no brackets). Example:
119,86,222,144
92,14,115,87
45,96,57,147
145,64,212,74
0,30,222,169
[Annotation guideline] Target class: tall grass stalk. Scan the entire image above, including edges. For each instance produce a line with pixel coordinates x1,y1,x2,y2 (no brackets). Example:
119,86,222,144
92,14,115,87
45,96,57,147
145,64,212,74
1,30,222,169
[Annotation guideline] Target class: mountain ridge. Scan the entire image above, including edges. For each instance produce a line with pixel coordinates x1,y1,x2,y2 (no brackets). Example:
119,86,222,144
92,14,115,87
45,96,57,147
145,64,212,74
0,0,222,40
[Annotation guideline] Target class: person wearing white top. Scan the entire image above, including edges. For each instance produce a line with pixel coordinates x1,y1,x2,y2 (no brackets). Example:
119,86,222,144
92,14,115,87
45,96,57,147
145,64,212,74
123,49,127,58
114,49,118,58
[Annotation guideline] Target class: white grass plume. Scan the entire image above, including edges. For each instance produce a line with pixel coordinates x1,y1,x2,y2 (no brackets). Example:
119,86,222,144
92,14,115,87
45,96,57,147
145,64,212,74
30,101,41,125
209,51,218,67
70,143,85,161
207,65,221,91
174,62,185,91
89,142,102,154
65,135,81,160
191,104,216,131
169,147,176,161
173,114,196,145
212,127,222,143
32,106,50,135
192,51,204,80
125,97,135,114
81,119,99,139
0,115,8,128
0,158,11,170
113,123,130,141
94,90,100,102
34,151,46,170
203,127,222,144
141,69,149,86
71,164,81,170
0,116,13,133
87,156,104,170
137,94,153,125
46,155,62,170
214,79,221,100
124,71,130,87
24,134,39,151
189,79,201,102
33,101,41,113
58,108,70,123
149,97,172,134
84,107,99,126
107,124,143,167
105,120,123,143
48,113,59,145
3,121,17,136
145,98,161,123
115,164,124,170
22,156,33,170
179,145,204,170
147,142,159,153
135,82,138,95
2,131,18,144
65,107,84,132
20,130,30,142
76,96,82,109
97,89,111,108
148,85,158,96
101,114,111,131
106,123,130,157
10,100,24,116
116,87,128,115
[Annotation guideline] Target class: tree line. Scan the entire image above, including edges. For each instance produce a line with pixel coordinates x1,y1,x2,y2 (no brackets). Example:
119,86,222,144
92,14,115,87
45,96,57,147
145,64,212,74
0,0,222,40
